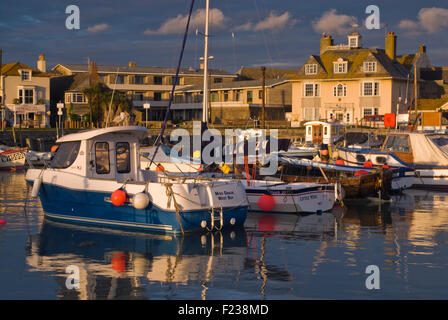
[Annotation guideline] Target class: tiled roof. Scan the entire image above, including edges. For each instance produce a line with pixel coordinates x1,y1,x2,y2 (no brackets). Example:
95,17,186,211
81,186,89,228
236,67,299,80
176,78,289,92
1,62,51,77
293,48,410,80
54,64,236,77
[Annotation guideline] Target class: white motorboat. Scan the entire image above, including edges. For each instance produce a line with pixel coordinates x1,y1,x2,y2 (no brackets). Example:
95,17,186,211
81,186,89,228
25,126,248,234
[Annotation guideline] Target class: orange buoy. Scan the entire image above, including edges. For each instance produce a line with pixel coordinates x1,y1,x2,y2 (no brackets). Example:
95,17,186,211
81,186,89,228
0,220,6,226
382,164,390,169
258,194,275,212
155,164,165,172
335,159,345,165
50,145,59,153
354,169,370,176
111,189,127,206
363,160,373,168
111,253,127,273
320,149,328,156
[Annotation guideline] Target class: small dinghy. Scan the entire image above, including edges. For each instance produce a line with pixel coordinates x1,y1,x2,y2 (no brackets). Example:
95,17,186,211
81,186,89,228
240,179,339,214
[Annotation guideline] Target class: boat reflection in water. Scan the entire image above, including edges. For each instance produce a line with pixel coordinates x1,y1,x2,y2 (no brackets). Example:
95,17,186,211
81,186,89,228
25,221,247,299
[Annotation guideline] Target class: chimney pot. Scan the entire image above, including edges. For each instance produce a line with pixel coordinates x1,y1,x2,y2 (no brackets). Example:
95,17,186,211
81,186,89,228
37,54,46,73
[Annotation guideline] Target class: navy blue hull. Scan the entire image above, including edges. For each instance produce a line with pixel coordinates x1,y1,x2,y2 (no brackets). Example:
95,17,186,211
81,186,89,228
34,182,248,234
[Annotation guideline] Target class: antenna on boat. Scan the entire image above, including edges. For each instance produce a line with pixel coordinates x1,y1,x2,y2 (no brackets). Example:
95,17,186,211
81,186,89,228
105,67,119,128
202,0,210,124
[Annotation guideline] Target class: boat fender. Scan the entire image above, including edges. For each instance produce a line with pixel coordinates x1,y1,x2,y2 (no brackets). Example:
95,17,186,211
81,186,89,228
111,189,127,206
258,194,275,212
133,192,150,210
363,161,373,168
31,176,42,198
0,220,6,226
335,159,345,165
156,163,165,172
382,164,390,169
354,169,369,176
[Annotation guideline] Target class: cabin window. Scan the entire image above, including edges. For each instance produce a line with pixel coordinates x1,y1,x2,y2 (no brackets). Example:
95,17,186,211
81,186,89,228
51,141,81,169
116,142,131,173
356,155,366,163
324,126,328,136
383,135,411,153
307,126,311,135
95,142,110,174
376,156,387,164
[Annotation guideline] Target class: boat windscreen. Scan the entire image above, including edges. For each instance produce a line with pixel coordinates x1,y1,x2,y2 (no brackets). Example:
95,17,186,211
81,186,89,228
428,135,448,157
50,141,81,169
383,135,411,153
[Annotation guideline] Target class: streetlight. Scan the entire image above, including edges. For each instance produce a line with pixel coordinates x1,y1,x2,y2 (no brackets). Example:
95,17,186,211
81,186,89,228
57,102,64,138
143,103,150,128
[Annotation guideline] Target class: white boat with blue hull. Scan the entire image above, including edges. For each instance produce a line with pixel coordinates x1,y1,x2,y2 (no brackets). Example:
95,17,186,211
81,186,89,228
25,126,248,234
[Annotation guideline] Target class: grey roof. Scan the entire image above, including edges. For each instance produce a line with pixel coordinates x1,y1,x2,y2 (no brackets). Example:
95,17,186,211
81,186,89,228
54,64,236,77
176,78,290,92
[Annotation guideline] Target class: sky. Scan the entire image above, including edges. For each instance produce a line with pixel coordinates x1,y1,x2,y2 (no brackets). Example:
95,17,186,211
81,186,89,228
1,0,448,73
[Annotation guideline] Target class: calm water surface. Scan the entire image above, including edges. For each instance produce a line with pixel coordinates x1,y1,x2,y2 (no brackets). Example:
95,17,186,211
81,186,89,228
0,171,447,299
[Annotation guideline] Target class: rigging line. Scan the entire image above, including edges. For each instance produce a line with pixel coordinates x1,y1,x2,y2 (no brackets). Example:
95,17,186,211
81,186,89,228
253,0,274,69
149,0,196,168
105,67,120,128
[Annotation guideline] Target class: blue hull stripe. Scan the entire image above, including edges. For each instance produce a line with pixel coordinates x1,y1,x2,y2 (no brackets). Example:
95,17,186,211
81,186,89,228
36,182,248,234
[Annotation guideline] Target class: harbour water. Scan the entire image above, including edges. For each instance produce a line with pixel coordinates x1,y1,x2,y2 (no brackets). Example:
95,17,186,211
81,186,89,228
1,171,447,299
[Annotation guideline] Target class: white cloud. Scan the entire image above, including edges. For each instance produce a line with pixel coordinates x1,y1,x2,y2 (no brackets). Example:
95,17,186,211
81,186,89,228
144,8,226,35
87,23,109,33
312,9,357,35
235,12,297,32
399,7,448,34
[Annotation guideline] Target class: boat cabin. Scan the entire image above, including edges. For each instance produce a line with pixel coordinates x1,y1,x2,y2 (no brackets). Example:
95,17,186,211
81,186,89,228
304,121,345,145
49,126,148,182
379,132,448,166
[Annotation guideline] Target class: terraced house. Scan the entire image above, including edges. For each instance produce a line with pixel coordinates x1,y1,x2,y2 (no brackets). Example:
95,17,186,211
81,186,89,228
290,31,432,126
52,62,236,121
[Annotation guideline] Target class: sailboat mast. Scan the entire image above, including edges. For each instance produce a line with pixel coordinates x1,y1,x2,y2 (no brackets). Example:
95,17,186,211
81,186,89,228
202,0,210,123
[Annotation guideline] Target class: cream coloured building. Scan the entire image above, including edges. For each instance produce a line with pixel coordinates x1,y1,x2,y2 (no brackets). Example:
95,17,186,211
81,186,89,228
290,31,432,126
0,54,51,127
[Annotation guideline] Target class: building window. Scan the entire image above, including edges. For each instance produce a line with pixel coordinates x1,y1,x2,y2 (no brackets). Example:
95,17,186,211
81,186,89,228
21,70,31,81
247,91,253,103
363,108,373,117
333,61,347,74
362,82,380,96
346,113,350,123
224,91,229,102
363,62,377,73
154,76,163,85
154,92,162,101
333,84,347,97
235,90,241,101
135,76,145,84
18,89,34,104
305,64,318,75
304,83,320,97
72,93,85,103
116,75,125,84
303,108,319,121
349,37,358,48
134,92,144,101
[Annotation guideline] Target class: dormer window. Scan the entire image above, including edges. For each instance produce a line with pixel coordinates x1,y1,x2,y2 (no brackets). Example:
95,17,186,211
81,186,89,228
305,64,318,75
20,70,31,81
363,62,377,73
333,58,347,74
348,31,361,48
